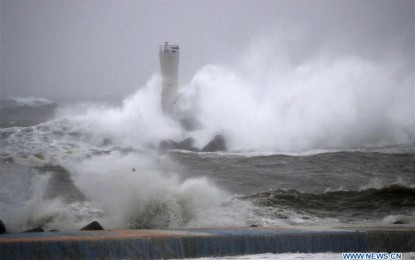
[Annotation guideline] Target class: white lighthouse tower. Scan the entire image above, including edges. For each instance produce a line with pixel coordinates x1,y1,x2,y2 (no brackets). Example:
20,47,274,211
159,42,180,118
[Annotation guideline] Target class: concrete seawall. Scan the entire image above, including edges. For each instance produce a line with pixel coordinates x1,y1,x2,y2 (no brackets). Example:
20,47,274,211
1,226,414,259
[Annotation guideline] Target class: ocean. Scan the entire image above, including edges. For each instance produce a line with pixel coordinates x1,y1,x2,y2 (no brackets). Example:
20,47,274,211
0,94,414,234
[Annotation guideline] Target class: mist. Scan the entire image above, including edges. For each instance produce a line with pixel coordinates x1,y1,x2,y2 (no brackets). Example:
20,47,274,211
1,1,413,100
184,33,414,151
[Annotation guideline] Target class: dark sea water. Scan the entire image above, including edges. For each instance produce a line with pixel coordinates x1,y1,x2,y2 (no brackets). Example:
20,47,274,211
173,149,415,226
0,98,414,232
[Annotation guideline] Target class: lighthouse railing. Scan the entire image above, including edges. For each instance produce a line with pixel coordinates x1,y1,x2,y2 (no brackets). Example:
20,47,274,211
160,44,180,53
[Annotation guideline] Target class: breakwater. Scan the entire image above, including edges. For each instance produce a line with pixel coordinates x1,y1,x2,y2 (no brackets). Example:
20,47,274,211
1,226,414,259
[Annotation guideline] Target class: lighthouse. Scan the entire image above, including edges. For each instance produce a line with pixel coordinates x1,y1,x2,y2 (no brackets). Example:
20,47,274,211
159,42,180,118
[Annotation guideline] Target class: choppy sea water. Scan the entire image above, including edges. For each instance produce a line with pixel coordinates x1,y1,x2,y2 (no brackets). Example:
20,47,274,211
0,97,414,232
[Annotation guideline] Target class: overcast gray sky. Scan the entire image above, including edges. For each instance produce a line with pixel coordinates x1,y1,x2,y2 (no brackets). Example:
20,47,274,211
1,0,413,102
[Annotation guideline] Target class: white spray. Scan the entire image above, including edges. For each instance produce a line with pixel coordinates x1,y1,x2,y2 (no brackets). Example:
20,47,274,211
182,36,414,152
